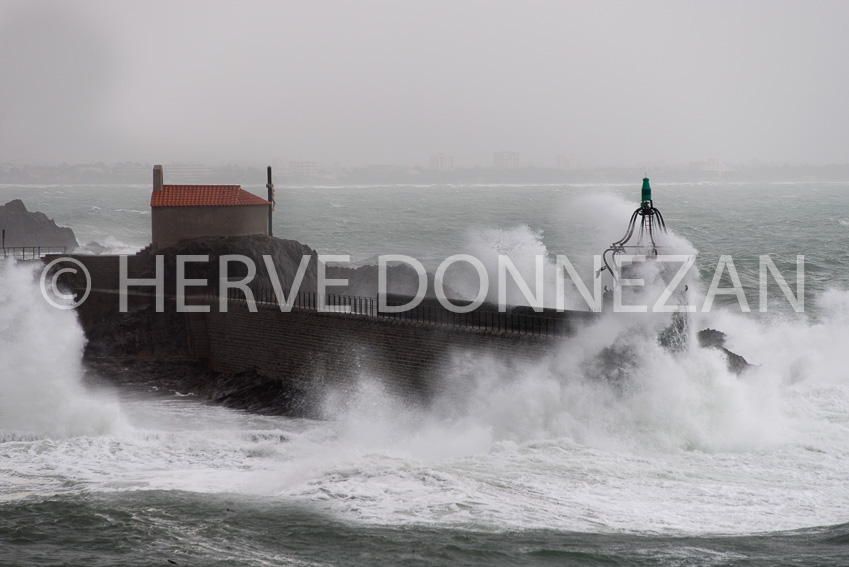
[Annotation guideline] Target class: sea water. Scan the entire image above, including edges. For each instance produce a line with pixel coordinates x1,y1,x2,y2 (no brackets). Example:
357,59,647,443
1,182,848,565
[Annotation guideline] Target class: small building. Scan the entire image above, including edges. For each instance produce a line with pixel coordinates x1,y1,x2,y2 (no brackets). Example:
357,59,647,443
555,153,580,171
429,153,455,172
150,165,271,250
493,151,520,170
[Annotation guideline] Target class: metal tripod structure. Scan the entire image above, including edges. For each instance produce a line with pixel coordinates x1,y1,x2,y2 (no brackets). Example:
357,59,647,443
601,177,668,280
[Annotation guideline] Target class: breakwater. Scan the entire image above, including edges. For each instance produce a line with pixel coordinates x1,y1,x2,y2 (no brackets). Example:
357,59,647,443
46,241,596,409
203,296,593,400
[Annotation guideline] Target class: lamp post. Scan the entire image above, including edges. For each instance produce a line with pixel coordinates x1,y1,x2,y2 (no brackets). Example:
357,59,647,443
266,166,275,237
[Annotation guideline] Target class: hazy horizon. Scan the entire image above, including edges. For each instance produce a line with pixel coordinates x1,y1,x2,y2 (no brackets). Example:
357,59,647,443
3,1,848,168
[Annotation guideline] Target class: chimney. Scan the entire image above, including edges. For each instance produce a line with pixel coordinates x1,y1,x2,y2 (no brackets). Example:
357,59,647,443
153,165,163,192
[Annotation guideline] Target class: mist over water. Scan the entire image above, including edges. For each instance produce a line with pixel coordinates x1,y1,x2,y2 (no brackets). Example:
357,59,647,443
2,182,849,564
0,261,122,439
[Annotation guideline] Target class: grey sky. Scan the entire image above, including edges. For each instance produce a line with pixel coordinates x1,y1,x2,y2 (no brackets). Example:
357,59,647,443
2,0,848,167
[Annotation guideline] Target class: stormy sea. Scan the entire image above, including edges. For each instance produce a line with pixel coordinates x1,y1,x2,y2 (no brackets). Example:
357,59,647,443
2,181,849,566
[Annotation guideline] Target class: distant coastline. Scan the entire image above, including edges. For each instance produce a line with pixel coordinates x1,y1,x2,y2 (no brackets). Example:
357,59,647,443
3,161,849,186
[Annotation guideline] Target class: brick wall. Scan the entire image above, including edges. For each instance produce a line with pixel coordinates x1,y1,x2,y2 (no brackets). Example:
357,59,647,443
60,254,593,402
152,205,268,250
204,301,568,401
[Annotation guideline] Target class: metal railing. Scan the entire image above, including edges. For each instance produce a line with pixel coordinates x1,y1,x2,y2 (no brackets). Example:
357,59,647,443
55,263,593,339
212,284,586,338
1,246,66,260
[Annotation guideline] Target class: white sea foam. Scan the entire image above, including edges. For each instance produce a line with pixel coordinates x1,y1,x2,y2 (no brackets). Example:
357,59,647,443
1,307,845,534
448,192,699,312
73,235,142,255
0,261,124,438
284,298,849,533
2,187,849,536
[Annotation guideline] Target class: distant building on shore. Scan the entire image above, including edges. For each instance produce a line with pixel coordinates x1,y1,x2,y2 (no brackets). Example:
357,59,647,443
494,151,520,170
288,159,320,178
429,153,456,171
689,159,733,173
149,165,270,250
163,162,216,183
111,161,151,178
555,153,580,171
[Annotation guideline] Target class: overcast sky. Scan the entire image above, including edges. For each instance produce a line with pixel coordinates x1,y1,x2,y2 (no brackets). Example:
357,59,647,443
2,0,848,167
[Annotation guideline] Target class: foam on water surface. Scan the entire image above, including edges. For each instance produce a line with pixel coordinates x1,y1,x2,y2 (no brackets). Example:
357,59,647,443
2,184,849,539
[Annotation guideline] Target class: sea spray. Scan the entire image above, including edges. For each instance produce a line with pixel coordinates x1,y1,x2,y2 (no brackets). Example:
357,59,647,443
74,235,143,256
4,181,849,560
0,260,123,437
320,313,791,459
286,293,849,532
1,273,847,534
310,207,819,460
449,192,700,312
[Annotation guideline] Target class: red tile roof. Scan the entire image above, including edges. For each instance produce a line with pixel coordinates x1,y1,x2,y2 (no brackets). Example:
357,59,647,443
151,185,271,207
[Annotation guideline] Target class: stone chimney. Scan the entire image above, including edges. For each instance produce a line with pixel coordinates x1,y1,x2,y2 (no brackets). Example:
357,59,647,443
153,165,163,192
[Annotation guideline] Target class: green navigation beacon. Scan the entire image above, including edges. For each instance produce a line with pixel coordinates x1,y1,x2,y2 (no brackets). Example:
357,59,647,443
600,177,668,278
641,177,652,209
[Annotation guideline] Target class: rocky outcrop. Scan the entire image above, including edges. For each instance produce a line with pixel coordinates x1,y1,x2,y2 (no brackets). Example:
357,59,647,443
85,359,316,418
134,235,321,292
58,234,468,362
0,199,78,249
133,234,458,299
697,328,753,375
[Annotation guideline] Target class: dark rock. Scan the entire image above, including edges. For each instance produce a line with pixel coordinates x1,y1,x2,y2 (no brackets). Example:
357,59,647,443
83,241,109,255
191,368,315,417
658,311,689,353
136,235,320,294
84,359,317,418
135,234,459,300
719,347,751,375
588,341,641,391
697,328,727,349
75,293,189,359
697,328,753,375
0,199,78,250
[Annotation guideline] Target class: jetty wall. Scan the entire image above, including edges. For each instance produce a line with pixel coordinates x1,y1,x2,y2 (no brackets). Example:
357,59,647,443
203,301,568,399
51,251,596,400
